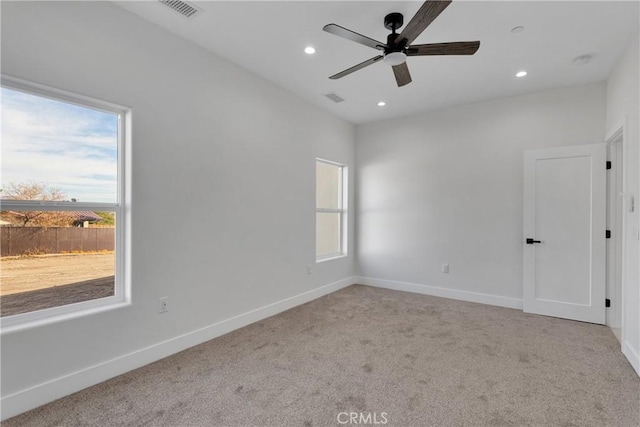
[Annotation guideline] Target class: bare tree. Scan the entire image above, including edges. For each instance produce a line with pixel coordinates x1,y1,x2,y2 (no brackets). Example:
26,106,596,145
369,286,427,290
0,181,72,226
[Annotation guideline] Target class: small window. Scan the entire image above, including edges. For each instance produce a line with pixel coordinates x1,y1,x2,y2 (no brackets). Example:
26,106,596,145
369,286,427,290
316,159,347,260
0,76,129,328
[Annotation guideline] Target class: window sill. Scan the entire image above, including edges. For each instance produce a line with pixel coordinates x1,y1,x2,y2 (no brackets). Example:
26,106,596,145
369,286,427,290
316,254,348,263
0,298,130,334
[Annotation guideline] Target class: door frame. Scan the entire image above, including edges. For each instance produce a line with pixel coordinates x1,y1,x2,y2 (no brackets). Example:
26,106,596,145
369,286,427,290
605,119,627,345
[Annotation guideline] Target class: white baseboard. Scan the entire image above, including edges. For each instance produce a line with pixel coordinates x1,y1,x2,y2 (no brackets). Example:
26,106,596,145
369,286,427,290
622,340,640,376
355,276,523,310
0,277,355,421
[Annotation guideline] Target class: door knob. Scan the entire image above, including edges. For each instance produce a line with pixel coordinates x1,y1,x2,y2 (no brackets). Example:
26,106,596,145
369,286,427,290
526,238,541,244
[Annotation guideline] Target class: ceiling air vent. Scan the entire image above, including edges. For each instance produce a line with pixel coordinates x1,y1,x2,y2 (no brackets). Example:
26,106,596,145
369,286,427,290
158,0,202,18
324,93,345,103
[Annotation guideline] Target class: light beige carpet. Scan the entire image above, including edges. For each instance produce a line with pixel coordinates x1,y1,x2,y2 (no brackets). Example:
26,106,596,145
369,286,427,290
5,285,639,426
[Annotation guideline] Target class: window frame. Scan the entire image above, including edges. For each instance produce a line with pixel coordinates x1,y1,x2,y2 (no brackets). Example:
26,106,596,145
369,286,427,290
315,158,348,262
0,75,131,332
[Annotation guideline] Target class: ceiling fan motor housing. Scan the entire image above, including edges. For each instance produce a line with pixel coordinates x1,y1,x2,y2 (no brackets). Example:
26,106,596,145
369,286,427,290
386,33,403,49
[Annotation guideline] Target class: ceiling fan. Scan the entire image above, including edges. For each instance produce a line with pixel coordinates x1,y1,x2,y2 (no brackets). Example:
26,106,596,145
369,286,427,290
323,0,480,87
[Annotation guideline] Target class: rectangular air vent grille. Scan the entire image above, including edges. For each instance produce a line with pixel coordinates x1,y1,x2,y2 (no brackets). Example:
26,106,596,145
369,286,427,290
325,93,345,103
159,0,202,18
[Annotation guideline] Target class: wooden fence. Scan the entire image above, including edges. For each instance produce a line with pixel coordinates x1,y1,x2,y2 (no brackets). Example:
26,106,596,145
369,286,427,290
0,227,114,257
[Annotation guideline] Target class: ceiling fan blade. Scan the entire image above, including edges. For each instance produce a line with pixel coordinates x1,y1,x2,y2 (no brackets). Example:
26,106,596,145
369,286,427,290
392,62,412,87
323,24,387,51
407,41,480,56
396,0,452,47
329,55,384,80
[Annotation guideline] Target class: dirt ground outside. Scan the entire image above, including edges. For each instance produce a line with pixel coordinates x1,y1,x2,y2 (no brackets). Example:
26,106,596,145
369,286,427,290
0,253,115,317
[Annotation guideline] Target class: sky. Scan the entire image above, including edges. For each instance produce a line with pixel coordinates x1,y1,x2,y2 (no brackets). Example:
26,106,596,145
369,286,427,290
1,87,118,203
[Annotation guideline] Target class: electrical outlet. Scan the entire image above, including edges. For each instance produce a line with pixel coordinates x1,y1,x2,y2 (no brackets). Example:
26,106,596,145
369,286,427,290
306,265,312,275
441,264,450,274
159,297,169,313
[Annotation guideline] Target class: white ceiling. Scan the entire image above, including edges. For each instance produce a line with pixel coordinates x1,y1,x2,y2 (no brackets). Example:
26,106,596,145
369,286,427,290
116,1,639,125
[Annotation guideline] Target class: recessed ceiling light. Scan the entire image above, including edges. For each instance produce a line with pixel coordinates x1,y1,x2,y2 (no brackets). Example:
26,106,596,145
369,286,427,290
516,71,528,78
511,26,525,34
377,101,386,107
304,46,316,55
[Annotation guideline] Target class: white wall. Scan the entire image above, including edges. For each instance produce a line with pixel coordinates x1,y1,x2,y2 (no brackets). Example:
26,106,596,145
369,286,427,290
606,37,640,374
356,83,606,307
0,1,356,418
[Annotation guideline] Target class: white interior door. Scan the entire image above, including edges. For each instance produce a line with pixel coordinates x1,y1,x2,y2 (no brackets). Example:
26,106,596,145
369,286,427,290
523,144,606,324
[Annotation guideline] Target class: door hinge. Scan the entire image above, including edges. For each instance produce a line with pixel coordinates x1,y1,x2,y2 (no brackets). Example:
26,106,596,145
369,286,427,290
606,230,611,239
606,161,612,170
605,299,611,308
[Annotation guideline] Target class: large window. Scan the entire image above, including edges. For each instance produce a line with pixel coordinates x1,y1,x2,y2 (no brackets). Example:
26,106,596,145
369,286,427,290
0,76,129,328
316,159,347,260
